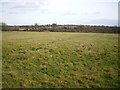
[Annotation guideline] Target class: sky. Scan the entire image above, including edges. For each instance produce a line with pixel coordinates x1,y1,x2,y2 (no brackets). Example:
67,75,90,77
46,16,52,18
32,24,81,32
0,0,119,26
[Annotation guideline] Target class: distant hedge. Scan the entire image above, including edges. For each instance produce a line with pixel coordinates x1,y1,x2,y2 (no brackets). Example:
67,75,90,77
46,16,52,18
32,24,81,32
1,25,120,33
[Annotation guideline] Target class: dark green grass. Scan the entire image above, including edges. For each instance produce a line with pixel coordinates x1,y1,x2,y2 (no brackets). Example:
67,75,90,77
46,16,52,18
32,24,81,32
2,32,119,88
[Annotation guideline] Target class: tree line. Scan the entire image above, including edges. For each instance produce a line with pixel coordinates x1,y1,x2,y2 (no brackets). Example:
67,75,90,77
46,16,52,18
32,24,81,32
1,23,119,33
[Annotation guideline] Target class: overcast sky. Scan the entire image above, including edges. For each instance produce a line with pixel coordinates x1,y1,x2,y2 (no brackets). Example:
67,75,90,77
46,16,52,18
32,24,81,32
0,0,119,26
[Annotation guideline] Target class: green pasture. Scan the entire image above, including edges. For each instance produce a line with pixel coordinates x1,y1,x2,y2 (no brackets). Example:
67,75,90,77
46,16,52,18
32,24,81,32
2,31,119,88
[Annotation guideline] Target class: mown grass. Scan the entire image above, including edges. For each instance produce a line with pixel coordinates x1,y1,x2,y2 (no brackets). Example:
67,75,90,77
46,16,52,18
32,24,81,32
2,31,119,88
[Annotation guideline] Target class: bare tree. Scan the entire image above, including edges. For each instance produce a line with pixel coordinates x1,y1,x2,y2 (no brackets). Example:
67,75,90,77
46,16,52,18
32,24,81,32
1,22,7,26
1,22,8,31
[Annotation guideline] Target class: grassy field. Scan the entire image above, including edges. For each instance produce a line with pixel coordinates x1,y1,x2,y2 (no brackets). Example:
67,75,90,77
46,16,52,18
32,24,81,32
2,31,119,88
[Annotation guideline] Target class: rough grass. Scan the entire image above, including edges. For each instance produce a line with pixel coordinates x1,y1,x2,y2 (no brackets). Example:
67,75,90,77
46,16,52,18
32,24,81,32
2,31,119,88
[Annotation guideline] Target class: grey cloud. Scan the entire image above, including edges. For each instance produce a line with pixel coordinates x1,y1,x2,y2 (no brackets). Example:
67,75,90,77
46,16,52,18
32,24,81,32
8,12,20,14
73,19,117,26
62,12,77,16
10,0,48,9
0,10,5,13
3,0,49,14
87,19,117,25
62,11,101,16
11,3,40,9
81,12,101,15
93,12,101,15
8,8,48,14
0,2,10,5
11,5,39,9
8,10,28,14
